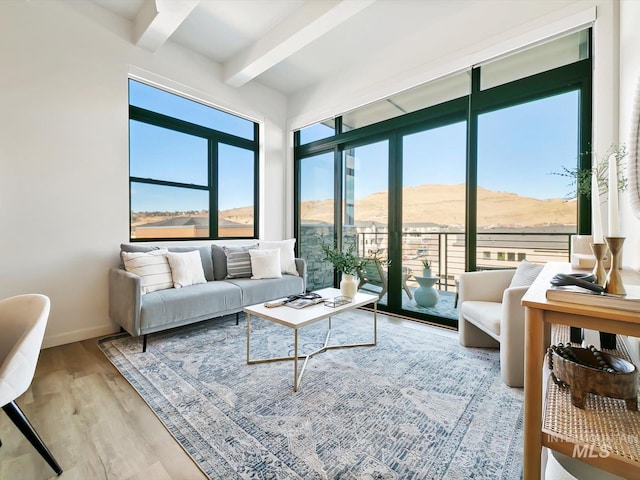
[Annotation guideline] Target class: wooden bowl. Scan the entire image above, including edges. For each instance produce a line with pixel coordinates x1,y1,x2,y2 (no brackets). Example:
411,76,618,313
551,347,638,411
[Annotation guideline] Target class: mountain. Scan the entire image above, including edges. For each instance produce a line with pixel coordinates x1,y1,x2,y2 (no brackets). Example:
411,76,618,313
134,184,577,229
297,183,576,228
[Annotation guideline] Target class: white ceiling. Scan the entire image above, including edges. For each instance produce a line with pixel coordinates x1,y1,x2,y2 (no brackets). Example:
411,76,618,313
88,0,580,96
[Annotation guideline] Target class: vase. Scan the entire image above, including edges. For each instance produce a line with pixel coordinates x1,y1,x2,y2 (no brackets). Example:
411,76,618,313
340,273,358,299
422,267,432,277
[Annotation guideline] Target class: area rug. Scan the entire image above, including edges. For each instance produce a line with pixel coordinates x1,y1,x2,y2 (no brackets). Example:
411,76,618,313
99,311,523,479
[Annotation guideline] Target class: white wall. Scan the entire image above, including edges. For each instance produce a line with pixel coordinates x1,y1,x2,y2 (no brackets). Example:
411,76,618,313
619,0,640,269
0,0,288,347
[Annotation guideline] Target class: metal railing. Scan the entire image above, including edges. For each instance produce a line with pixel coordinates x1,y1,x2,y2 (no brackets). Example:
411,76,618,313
354,231,573,293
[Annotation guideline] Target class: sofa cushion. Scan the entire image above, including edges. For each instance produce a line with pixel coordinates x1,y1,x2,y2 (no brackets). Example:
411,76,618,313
120,244,214,281
121,249,174,294
140,281,242,331
227,276,305,306
224,245,257,279
249,249,282,279
166,250,207,288
167,245,214,282
211,244,227,280
460,300,502,338
258,239,298,276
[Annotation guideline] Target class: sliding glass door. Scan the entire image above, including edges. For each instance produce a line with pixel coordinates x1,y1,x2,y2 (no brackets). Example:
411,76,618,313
476,91,580,269
343,140,389,306
298,151,336,291
401,121,466,320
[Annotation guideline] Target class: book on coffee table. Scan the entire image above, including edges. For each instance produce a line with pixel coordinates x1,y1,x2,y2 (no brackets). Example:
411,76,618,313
285,297,326,309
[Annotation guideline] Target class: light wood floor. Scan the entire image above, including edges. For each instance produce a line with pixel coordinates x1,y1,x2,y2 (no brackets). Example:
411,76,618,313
0,338,207,480
0,316,455,480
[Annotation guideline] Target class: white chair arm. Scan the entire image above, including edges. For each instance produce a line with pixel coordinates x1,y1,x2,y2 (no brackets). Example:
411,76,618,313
458,269,516,304
500,285,530,387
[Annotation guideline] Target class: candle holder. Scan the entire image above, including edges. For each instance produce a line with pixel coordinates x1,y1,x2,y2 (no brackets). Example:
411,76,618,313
589,242,607,286
604,236,626,295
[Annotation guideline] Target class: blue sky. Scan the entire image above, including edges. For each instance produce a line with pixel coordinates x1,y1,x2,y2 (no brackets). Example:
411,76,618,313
302,90,579,202
131,80,580,212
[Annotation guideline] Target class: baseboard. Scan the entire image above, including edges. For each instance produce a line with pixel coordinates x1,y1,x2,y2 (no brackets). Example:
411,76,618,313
42,324,119,349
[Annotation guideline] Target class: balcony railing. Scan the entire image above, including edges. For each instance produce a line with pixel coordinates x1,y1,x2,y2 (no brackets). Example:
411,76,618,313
354,231,573,293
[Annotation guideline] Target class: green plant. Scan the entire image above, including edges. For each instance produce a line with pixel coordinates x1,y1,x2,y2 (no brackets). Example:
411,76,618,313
551,144,628,200
421,257,431,268
321,242,370,275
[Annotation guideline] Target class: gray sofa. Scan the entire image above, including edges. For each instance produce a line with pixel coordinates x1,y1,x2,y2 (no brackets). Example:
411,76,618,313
109,243,306,351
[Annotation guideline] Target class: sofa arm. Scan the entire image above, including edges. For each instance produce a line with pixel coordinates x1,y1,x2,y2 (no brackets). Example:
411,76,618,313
109,267,141,336
295,258,307,292
458,269,516,304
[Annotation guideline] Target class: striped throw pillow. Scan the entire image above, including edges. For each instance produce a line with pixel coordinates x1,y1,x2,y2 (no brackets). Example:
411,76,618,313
224,245,257,279
121,248,174,294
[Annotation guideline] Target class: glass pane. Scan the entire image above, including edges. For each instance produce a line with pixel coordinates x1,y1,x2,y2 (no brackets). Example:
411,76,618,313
130,182,208,239
129,79,254,140
476,90,579,268
299,152,335,291
344,141,389,306
481,30,589,90
342,71,470,131
218,144,255,238
401,122,466,319
299,120,335,145
129,120,208,185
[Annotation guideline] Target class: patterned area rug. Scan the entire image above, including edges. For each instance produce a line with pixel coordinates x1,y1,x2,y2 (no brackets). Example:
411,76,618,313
99,311,523,479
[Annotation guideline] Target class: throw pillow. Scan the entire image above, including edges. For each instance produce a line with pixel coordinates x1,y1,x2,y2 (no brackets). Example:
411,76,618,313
224,245,257,279
249,249,282,279
509,260,544,288
166,250,207,289
121,249,173,294
258,239,298,276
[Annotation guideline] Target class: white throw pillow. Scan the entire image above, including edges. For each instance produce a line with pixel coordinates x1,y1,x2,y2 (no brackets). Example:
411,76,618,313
249,249,282,279
121,249,173,294
258,239,298,276
509,260,543,288
166,250,207,289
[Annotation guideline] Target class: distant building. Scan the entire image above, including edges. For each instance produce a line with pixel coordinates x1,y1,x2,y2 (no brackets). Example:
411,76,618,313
132,216,253,239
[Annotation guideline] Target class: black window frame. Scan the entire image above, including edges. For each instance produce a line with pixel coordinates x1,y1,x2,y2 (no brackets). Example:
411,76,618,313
293,29,592,327
128,81,259,241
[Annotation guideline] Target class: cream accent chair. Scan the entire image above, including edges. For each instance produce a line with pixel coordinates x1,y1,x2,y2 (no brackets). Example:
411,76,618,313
457,269,530,387
0,294,63,475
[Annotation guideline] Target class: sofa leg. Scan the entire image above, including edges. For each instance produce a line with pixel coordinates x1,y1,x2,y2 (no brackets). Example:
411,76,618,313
236,313,239,326
142,335,147,353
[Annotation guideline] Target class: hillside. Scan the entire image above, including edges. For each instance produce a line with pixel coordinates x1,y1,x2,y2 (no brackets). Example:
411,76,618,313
134,184,577,229
299,183,576,228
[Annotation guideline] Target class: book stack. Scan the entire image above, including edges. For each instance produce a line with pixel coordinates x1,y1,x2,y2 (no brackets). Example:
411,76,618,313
546,284,640,313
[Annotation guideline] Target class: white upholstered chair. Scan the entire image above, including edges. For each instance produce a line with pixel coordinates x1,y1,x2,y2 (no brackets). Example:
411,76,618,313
0,294,63,475
457,262,542,388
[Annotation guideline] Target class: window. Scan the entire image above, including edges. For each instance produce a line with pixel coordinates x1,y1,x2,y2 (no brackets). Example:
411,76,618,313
129,80,258,240
294,28,591,327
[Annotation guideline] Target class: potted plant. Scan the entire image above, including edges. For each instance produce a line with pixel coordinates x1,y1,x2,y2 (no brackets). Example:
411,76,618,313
321,242,369,298
421,257,431,277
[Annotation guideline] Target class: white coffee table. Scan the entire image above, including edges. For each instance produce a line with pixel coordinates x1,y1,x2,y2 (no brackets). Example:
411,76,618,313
244,287,378,392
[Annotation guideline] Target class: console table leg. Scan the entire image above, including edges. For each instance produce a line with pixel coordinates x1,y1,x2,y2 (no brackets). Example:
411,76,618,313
524,307,545,480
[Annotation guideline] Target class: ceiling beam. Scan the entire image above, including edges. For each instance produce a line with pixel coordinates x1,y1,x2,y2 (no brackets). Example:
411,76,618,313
134,0,200,52
223,0,376,88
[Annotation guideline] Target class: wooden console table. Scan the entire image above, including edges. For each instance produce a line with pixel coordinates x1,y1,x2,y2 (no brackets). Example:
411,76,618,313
522,262,640,479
